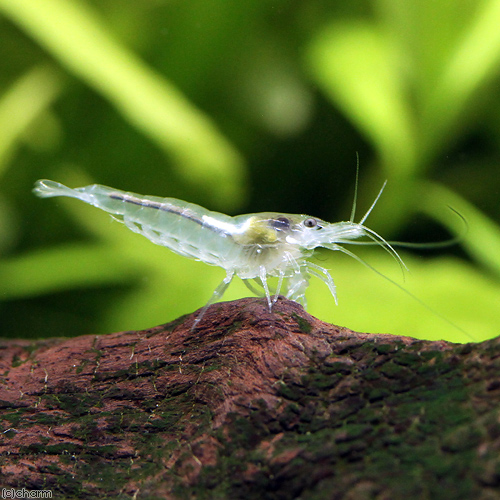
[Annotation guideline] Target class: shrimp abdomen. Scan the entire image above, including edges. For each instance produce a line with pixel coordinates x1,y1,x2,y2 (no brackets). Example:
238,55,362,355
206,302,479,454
33,180,239,267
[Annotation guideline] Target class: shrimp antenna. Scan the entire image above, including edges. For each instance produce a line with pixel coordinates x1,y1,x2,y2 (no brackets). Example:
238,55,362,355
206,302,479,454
348,207,468,250
359,180,387,225
349,153,360,222
384,207,468,250
349,154,388,226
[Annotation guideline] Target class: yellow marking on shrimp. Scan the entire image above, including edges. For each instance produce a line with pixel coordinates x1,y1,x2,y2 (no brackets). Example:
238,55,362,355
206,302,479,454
232,217,278,245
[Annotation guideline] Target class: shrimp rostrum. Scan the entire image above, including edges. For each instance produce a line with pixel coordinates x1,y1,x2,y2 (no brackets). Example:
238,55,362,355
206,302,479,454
33,179,403,327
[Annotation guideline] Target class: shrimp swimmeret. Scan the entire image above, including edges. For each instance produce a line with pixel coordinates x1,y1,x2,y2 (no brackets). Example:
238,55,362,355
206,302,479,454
33,178,404,327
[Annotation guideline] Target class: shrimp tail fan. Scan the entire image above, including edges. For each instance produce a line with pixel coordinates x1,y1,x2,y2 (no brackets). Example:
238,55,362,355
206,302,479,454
33,180,79,199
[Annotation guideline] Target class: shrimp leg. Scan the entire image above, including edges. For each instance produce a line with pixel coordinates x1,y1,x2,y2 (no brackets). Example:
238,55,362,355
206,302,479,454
242,269,284,307
286,269,309,308
273,269,285,307
307,262,338,305
192,270,234,329
259,265,273,311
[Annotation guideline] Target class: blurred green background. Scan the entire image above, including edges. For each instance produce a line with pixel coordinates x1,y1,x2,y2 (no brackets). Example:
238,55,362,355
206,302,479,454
1,0,500,342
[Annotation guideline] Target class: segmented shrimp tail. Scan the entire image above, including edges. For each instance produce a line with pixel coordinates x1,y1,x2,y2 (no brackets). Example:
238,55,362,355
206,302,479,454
33,180,78,199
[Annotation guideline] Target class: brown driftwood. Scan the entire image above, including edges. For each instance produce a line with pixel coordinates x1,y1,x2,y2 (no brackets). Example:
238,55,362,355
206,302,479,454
0,297,499,499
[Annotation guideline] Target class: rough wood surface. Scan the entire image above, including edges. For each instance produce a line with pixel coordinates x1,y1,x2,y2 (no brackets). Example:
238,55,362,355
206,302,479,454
0,297,499,499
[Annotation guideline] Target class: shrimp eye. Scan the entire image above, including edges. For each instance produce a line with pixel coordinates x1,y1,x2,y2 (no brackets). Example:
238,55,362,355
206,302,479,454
304,218,318,228
270,217,291,230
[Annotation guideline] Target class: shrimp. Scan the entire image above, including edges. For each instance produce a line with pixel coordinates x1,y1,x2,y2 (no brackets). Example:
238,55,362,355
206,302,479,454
33,178,404,328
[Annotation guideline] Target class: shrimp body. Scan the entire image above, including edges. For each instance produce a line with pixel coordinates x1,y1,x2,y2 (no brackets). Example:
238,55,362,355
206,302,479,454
34,179,402,327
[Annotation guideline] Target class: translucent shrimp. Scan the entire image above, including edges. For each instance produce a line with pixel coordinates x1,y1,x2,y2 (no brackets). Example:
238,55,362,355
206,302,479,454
33,178,404,328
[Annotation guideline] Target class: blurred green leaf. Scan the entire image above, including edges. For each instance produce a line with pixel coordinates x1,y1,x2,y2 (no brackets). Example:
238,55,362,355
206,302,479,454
306,22,416,178
0,65,63,175
0,243,138,299
418,0,500,162
0,0,245,206
418,180,500,279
